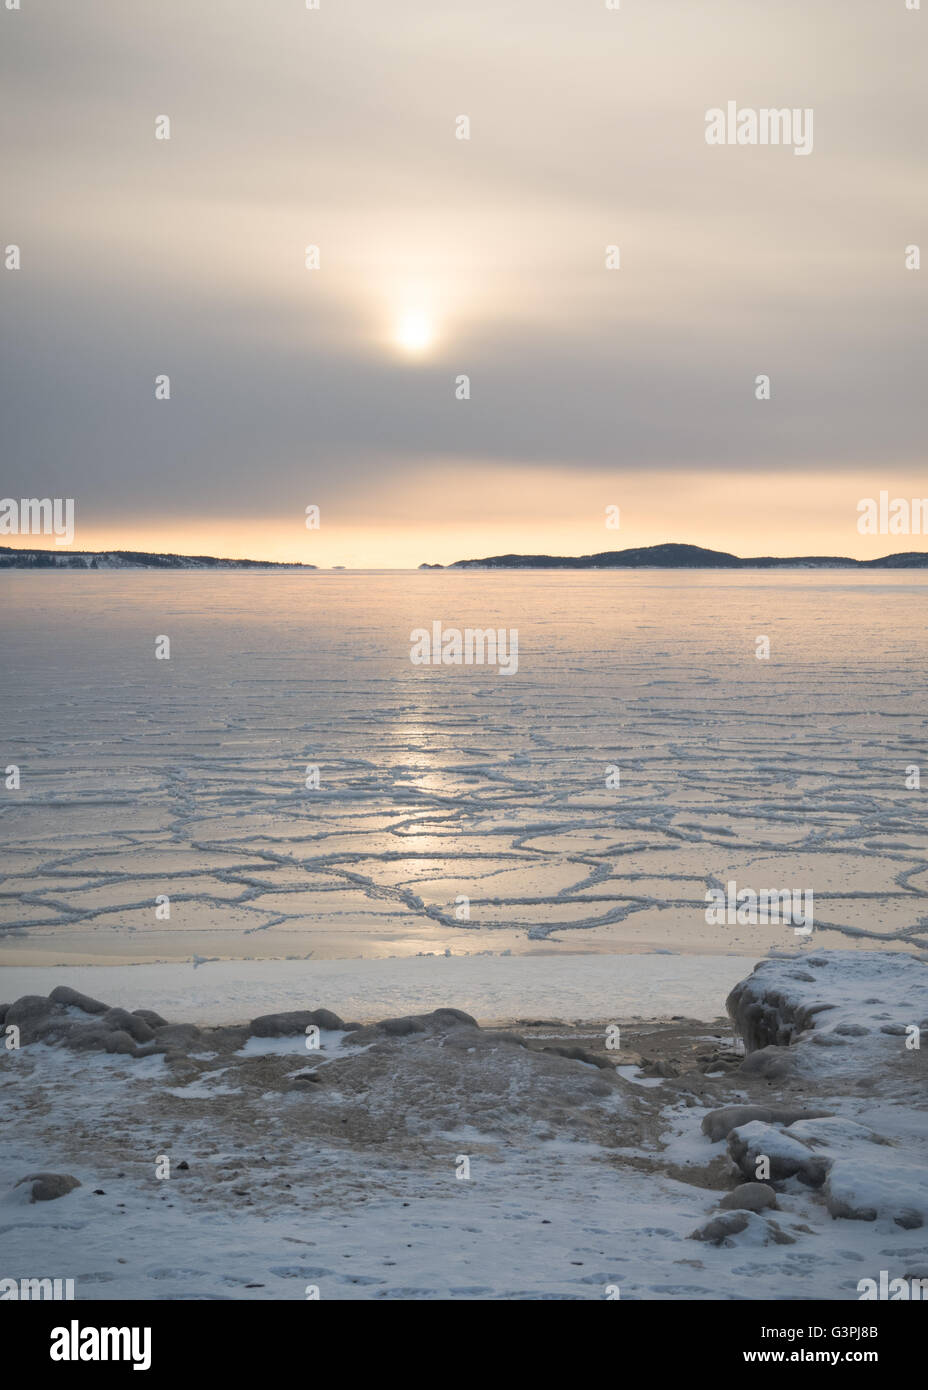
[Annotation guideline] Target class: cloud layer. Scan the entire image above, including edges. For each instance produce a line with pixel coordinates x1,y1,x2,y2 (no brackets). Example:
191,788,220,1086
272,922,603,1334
2,1,925,560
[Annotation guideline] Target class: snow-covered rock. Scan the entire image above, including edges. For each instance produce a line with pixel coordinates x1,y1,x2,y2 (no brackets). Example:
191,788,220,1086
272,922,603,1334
727,951,928,1061
717,1182,777,1212
718,951,928,1244
728,1120,831,1185
13,1173,81,1203
689,1210,795,1247
701,1103,830,1142
825,1162,928,1228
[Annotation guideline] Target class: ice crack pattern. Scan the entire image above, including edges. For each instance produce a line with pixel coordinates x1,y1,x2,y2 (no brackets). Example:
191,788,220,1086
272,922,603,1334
2,569,927,961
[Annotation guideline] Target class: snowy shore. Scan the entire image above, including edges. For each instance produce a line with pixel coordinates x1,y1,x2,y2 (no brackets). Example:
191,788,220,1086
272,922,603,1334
2,949,927,1300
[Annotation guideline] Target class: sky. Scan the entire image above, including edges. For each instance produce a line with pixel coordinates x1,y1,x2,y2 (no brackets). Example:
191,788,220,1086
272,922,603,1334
1,0,926,567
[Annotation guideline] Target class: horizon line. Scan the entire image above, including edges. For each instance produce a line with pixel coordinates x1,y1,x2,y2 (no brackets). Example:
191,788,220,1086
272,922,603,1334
5,539,928,572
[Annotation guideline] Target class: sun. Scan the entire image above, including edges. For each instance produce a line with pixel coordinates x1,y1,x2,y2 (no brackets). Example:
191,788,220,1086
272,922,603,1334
395,310,434,354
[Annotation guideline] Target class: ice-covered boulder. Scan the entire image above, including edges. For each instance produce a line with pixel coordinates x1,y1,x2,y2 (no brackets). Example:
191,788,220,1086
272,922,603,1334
702,1104,830,1142
689,1210,794,1246
728,1112,889,1190
4,995,61,1042
825,1162,928,1228
717,1183,778,1212
727,952,928,1057
728,1120,831,1186
348,1007,478,1043
14,1173,81,1203
48,985,109,1015
249,1008,345,1037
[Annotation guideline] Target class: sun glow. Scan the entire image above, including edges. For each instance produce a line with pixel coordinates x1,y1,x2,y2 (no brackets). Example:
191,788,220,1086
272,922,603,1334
395,310,434,353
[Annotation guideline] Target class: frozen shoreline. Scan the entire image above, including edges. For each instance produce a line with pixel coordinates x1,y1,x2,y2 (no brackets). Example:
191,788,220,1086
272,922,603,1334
3,949,928,1300
0,951,758,1026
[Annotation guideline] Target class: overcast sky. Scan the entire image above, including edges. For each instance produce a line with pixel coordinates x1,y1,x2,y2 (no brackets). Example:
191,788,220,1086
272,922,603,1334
2,0,925,564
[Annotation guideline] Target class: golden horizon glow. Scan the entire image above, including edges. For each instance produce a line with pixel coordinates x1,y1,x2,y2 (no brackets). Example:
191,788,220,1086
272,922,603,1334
4,468,928,570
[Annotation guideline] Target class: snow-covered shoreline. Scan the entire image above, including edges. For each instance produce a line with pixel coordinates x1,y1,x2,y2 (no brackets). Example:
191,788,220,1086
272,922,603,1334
3,948,928,1300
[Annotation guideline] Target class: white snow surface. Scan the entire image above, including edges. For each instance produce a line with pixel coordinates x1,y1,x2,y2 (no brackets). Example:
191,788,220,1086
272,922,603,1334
2,948,927,1300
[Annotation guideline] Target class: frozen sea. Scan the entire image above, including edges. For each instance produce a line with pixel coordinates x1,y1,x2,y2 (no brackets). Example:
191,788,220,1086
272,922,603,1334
1,569,927,1011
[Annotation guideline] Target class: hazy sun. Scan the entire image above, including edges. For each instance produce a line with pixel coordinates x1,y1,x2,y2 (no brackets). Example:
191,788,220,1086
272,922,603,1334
395,310,433,353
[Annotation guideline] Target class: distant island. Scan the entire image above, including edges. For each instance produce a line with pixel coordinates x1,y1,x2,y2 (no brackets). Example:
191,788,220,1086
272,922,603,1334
419,542,928,570
5,541,928,572
0,546,317,571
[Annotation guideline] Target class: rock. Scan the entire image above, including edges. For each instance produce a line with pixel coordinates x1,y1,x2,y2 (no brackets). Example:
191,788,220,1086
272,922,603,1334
6,996,56,1027
727,970,835,1050
765,1220,797,1245
823,1181,877,1221
641,1058,680,1078
463,1028,524,1047
132,1009,169,1028
834,1023,869,1037
690,1212,750,1245
787,1115,885,1148
824,1162,928,1227
586,1078,613,1096
718,1183,778,1213
438,1026,514,1052
74,1024,139,1054
701,1105,831,1143
541,1044,612,1070
727,1121,831,1187
367,1016,426,1038
350,1007,478,1043
690,1210,793,1246
15,998,168,1054
738,1046,796,1079
48,985,109,1015
250,1008,345,1037
4,996,69,1043
700,1057,738,1074
15,1172,81,1203
880,1024,908,1036
99,1008,156,1043
152,1024,201,1048
407,1007,477,1030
